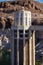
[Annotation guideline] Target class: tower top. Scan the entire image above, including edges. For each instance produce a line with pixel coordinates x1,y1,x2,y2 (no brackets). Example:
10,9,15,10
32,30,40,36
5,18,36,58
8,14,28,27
12,7,31,30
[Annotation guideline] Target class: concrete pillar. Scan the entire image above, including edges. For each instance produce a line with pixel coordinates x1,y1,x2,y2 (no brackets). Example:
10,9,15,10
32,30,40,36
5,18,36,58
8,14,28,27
11,30,14,65
17,29,19,65
23,30,26,65
25,40,29,65
29,30,32,65
24,40,29,65
23,30,29,65
32,31,35,65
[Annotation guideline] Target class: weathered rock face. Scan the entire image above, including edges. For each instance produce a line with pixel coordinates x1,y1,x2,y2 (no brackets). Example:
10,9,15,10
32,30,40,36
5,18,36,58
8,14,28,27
0,17,14,29
0,0,43,13
0,2,11,8
0,0,43,28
